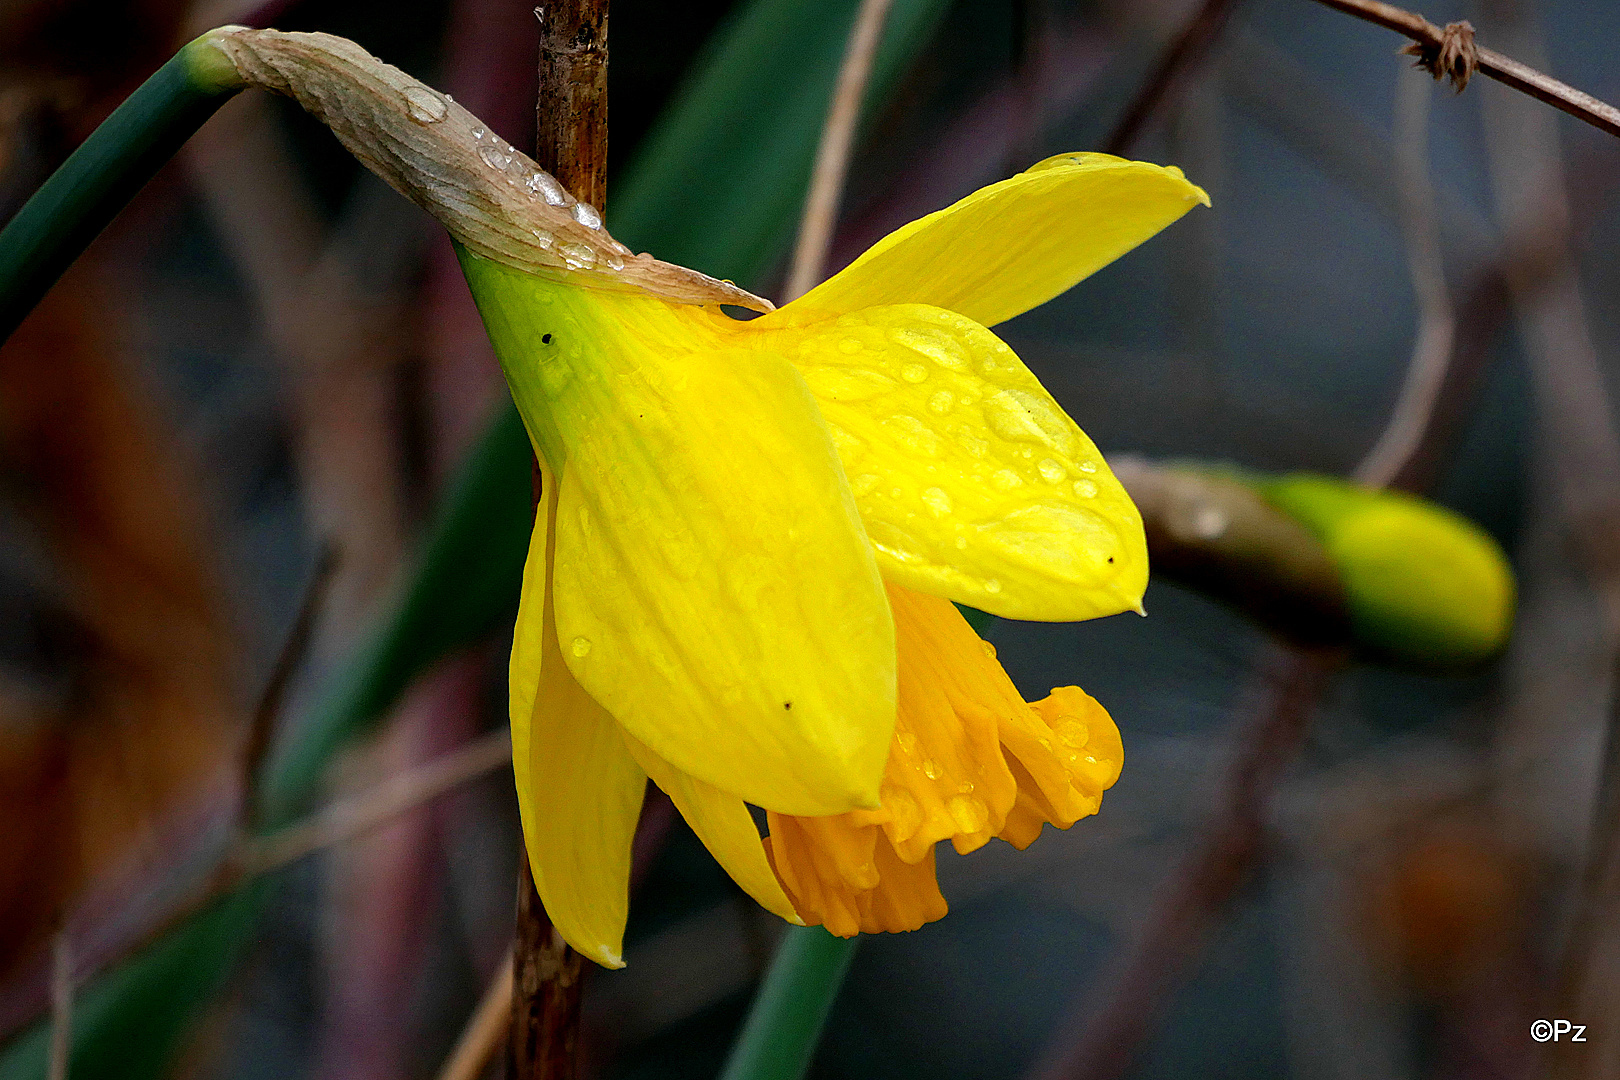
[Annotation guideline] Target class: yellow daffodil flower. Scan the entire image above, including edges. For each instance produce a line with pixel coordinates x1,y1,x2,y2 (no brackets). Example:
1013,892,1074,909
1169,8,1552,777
460,152,1208,967
184,28,1206,970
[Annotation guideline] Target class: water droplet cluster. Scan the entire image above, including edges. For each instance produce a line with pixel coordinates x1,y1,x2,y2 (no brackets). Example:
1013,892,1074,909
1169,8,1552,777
757,305,1127,609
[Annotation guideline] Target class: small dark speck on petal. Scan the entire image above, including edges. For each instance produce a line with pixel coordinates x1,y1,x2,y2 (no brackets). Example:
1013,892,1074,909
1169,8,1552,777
542,333,553,344
784,701,792,710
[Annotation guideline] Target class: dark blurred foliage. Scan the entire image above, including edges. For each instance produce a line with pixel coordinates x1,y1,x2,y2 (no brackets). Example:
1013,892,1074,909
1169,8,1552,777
4,0,1620,1078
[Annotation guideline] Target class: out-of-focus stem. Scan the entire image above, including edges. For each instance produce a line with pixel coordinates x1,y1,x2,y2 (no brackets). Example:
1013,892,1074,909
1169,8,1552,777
0,36,243,343
782,0,896,303
718,926,860,1080
1354,68,1454,490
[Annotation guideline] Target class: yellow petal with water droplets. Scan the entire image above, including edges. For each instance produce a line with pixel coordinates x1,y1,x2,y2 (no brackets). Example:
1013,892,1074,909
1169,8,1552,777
512,471,647,969
621,733,802,925
461,254,897,817
742,303,1146,621
775,153,1208,329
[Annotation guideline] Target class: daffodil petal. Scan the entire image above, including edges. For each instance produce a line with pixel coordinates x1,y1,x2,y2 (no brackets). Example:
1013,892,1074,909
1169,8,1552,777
741,304,1146,620
621,732,802,924
508,458,555,771
776,153,1208,329
461,255,897,818
511,469,647,969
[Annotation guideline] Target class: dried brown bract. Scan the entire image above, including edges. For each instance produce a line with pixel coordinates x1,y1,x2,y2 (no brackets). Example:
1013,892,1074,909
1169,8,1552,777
1400,19,1479,92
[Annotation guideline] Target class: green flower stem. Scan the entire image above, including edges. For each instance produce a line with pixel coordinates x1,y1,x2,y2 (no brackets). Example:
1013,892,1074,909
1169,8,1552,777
0,33,242,342
718,926,859,1080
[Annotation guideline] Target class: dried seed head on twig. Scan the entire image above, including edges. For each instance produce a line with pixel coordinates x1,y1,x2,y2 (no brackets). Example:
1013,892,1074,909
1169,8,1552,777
1400,20,1478,92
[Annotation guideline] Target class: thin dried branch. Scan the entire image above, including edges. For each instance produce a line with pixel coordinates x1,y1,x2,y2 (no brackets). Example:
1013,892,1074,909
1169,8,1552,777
240,542,340,825
1102,0,1241,156
1471,9,1620,1076
1030,647,1343,1080
1354,68,1453,488
1310,0,1620,139
782,0,897,302
436,953,514,1080
240,730,512,875
15,729,513,1041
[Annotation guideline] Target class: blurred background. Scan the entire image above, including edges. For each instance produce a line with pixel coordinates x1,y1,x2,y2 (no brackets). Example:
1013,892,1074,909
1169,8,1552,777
2,0,1618,1077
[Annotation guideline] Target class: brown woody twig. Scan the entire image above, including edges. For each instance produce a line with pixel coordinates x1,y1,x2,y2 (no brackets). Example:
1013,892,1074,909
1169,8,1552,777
511,4,609,1077
1311,0,1620,139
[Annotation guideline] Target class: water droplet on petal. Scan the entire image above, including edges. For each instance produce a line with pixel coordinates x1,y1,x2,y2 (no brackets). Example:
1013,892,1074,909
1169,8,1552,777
901,363,928,383
1053,718,1090,749
929,390,954,414
896,731,918,755
850,473,881,497
883,414,941,457
991,469,1023,491
957,781,975,794
1073,478,1098,498
922,487,952,517
955,536,968,550
572,202,602,229
840,860,879,890
983,578,1002,594
947,794,989,833
881,786,922,838
979,639,997,659
1038,458,1066,483
1079,460,1098,474
570,637,592,657
838,337,864,355
889,327,970,371
922,758,943,780
403,85,447,123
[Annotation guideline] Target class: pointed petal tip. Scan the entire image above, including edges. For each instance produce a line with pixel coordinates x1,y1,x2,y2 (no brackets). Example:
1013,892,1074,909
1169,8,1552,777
593,945,626,969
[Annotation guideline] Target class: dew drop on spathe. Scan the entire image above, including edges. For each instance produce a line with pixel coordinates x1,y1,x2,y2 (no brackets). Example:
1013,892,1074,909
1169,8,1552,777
402,85,447,123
